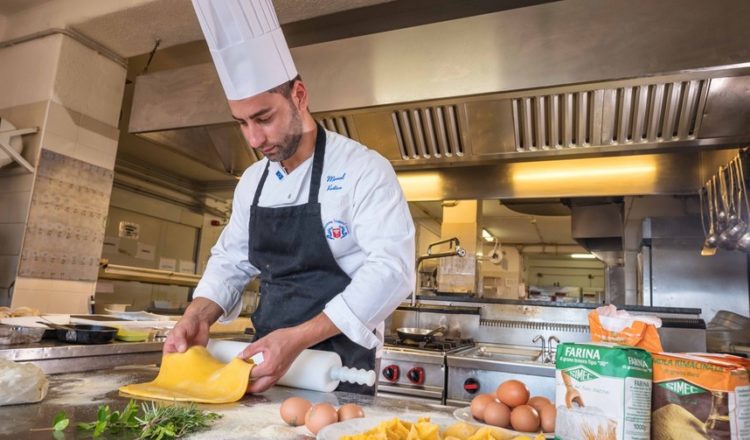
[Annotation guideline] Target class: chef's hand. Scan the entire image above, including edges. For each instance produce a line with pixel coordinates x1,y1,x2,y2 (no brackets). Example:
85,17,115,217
240,313,341,393
163,298,223,354
242,326,305,393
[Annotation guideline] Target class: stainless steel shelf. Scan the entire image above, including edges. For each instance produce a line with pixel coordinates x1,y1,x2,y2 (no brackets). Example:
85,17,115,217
0,340,164,374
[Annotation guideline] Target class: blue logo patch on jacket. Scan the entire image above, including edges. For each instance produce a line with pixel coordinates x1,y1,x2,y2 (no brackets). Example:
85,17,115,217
275,170,284,180
324,220,349,240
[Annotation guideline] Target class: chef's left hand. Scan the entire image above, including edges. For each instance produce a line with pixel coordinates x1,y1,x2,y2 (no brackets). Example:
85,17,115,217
240,326,305,393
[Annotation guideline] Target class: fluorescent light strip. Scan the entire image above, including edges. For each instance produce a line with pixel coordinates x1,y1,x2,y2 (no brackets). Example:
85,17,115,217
571,253,596,259
514,165,656,182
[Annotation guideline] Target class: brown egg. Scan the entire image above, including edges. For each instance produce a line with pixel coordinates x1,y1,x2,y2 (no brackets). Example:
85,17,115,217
279,397,311,426
337,403,365,421
527,396,553,414
540,404,556,433
304,403,339,434
496,380,530,408
510,404,540,433
470,393,496,421
482,401,511,428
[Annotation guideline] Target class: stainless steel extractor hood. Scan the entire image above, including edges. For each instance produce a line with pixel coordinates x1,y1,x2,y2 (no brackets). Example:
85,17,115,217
568,199,624,267
127,0,750,188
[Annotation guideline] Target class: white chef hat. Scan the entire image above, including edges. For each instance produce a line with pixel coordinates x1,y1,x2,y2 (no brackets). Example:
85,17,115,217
191,0,298,100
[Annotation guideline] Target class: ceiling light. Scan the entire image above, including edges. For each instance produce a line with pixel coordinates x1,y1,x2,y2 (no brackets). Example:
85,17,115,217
481,228,494,242
571,253,596,259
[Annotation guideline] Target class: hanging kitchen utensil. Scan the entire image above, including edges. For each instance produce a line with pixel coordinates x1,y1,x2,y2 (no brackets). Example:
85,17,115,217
700,184,717,256
716,167,736,249
734,153,750,252
703,177,721,254
396,326,446,342
723,157,748,242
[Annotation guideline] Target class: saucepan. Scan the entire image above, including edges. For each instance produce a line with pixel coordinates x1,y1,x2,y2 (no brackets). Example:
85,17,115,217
396,326,446,342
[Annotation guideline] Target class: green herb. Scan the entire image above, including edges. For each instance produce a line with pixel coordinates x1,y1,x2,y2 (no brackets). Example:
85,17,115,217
136,402,222,440
52,411,69,432
51,400,221,439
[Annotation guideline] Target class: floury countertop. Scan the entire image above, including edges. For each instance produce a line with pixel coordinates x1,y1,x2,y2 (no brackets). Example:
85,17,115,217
1,365,455,439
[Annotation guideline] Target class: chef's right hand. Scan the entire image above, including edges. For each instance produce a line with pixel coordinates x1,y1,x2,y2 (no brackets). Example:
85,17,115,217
163,298,223,354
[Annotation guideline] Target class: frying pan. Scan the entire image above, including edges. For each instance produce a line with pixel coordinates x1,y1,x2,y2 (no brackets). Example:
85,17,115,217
41,322,117,344
396,326,446,342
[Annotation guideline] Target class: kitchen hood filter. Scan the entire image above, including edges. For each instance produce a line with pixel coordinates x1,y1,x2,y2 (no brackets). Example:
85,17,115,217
511,79,707,152
318,116,352,138
391,105,464,160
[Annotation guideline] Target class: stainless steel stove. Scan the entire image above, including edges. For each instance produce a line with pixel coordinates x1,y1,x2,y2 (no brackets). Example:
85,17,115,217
377,336,474,404
446,343,555,406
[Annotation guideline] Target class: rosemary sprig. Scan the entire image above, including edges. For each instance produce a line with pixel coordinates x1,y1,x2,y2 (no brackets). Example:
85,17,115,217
50,400,222,439
136,401,222,440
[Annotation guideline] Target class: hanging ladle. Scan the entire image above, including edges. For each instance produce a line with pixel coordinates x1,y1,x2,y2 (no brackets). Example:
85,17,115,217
722,157,747,242
716,167,736,249
703,176,720,253
700,183,717,256
733,154,750,252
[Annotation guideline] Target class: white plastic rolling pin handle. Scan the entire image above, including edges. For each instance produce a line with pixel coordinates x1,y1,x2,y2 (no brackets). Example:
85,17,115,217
330,366,377,387
205,339,376,393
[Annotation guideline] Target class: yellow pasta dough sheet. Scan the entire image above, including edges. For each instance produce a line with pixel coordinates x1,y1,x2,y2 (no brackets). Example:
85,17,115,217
119,346,254,404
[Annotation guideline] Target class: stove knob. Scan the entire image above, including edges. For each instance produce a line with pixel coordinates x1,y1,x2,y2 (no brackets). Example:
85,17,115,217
463,378,480,394
407,367,425,385
382,365,399,382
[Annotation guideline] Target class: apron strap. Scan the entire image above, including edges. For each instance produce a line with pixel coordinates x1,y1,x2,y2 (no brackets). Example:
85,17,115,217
251,161,271,207
308,123,327,204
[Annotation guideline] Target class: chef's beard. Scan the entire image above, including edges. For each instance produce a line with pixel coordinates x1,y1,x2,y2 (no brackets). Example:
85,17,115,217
264,104,303,163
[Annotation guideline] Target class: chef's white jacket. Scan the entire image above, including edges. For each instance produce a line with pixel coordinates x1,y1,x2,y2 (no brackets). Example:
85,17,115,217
193,129,416,350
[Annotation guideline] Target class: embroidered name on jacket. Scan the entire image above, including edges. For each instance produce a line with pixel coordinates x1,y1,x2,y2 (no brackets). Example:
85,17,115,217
324,220,349,240
326,173,346,182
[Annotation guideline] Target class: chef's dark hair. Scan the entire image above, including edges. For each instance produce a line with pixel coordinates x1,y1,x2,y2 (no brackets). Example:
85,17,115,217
268,74,302,99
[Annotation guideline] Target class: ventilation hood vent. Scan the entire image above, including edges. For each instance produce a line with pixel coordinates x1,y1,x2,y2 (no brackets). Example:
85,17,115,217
128,0,750,180
510,80,706,152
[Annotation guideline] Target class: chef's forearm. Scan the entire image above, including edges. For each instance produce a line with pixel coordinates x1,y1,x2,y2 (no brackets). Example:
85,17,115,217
183,297,224,324
291,313,341,350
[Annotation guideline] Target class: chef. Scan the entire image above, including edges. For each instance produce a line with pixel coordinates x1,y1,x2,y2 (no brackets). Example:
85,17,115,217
163,0,415,395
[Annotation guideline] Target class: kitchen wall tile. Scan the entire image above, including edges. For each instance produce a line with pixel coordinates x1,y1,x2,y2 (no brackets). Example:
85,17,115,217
1,35,62,109
11,278,91,313
53,36,96,116
7,100,49,129
75,144,117,170
45,101,80,141
85,56,127,127
77,114,119,153
43,132,77,157
0,173,34,193
0,191,31,223
0,255,20,292
0,223,26,255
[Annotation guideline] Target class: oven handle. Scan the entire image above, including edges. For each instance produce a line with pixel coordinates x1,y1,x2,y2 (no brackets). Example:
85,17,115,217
377,384,444,400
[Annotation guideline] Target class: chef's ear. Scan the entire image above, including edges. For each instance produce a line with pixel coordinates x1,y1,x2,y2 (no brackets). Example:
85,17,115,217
289,77,309,112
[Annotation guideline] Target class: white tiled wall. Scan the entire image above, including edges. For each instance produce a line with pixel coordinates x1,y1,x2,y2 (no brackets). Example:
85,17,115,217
0,100,45,305
53,36,126,128
0,33,126,307
43,102,120,170
11,277,94,314
0,34,62,110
